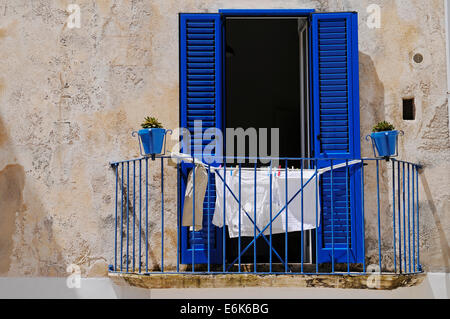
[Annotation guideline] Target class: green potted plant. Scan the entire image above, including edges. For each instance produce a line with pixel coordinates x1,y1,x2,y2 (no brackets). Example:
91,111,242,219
137,116,166,155
369,121,400,158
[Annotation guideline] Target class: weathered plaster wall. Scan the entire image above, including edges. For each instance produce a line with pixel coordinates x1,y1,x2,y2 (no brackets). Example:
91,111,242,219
0,0,448,277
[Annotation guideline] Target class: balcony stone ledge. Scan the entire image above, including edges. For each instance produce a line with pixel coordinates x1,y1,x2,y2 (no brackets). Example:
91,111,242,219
108,272,426,290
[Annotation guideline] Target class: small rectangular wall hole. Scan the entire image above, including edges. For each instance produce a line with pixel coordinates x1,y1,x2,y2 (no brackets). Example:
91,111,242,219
403,98,415,120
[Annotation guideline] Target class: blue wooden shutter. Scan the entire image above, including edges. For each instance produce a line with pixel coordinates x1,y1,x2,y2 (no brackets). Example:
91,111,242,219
310,12,364,264
179,13,223,264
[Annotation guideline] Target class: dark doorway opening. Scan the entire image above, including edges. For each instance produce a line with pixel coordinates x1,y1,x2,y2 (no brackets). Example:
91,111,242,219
224,17,314,265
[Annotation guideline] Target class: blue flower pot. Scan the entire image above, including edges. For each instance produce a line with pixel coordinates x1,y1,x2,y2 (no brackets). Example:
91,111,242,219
138,128,166,155
371,130,399,157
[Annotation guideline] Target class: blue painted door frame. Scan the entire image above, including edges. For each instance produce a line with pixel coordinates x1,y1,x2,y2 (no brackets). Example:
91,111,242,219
179,10,363,265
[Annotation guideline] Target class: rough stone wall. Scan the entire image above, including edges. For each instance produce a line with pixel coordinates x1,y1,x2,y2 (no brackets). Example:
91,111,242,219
0,0,448,277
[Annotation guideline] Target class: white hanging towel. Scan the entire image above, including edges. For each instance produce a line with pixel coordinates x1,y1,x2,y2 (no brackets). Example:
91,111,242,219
213,168,280,238
212,168,321,238
274,170,320,233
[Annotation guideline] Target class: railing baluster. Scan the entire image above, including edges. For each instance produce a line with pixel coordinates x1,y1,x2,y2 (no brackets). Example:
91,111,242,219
416,165,420,271
114,164,118,271
139,160,142,273
223,164,226,273
285,160,288,273
361,159,366,273
402,162,407,273
407,163,411,273
392,159,396,273
331,160,334,273
126,162,129,273
412,165,416,273
269,161,273,273
346,159,350,274
192,156,195,273
133,161,136,272
254,162,257,273
208,164,211,273
397,161,402,273
315,159,319,273
301,159,304,273
376,159,382,273
161,157,164,272
145,158,149,273
238,163,242,273
177,161,180,273
121,163,124,271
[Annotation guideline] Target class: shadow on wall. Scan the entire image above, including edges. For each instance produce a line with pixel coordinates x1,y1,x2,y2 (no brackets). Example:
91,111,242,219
419,172,450,273
111,164,160,271
0,163,25,274
110,161,179,272
358,52,398,269
359,51,385,154
0,112,65,276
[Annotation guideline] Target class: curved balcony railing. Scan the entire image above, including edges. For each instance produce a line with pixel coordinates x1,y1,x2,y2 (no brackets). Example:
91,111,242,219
108,155,422,276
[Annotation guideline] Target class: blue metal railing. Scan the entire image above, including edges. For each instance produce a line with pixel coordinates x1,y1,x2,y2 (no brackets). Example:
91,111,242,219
109,155,422,275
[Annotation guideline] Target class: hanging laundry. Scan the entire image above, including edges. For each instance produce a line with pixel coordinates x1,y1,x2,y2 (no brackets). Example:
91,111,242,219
213,167,321,238
182,164,209,231
274,170,321,232
213,168,280,238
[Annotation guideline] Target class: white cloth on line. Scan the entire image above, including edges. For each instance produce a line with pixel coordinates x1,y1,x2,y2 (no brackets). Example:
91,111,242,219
170,153,210,231
182,164,209,231
212,168,279,238
212,167,321,238
274,170,321,233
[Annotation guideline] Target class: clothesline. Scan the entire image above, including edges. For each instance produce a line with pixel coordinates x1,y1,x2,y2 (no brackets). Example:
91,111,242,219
169,152,362,175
